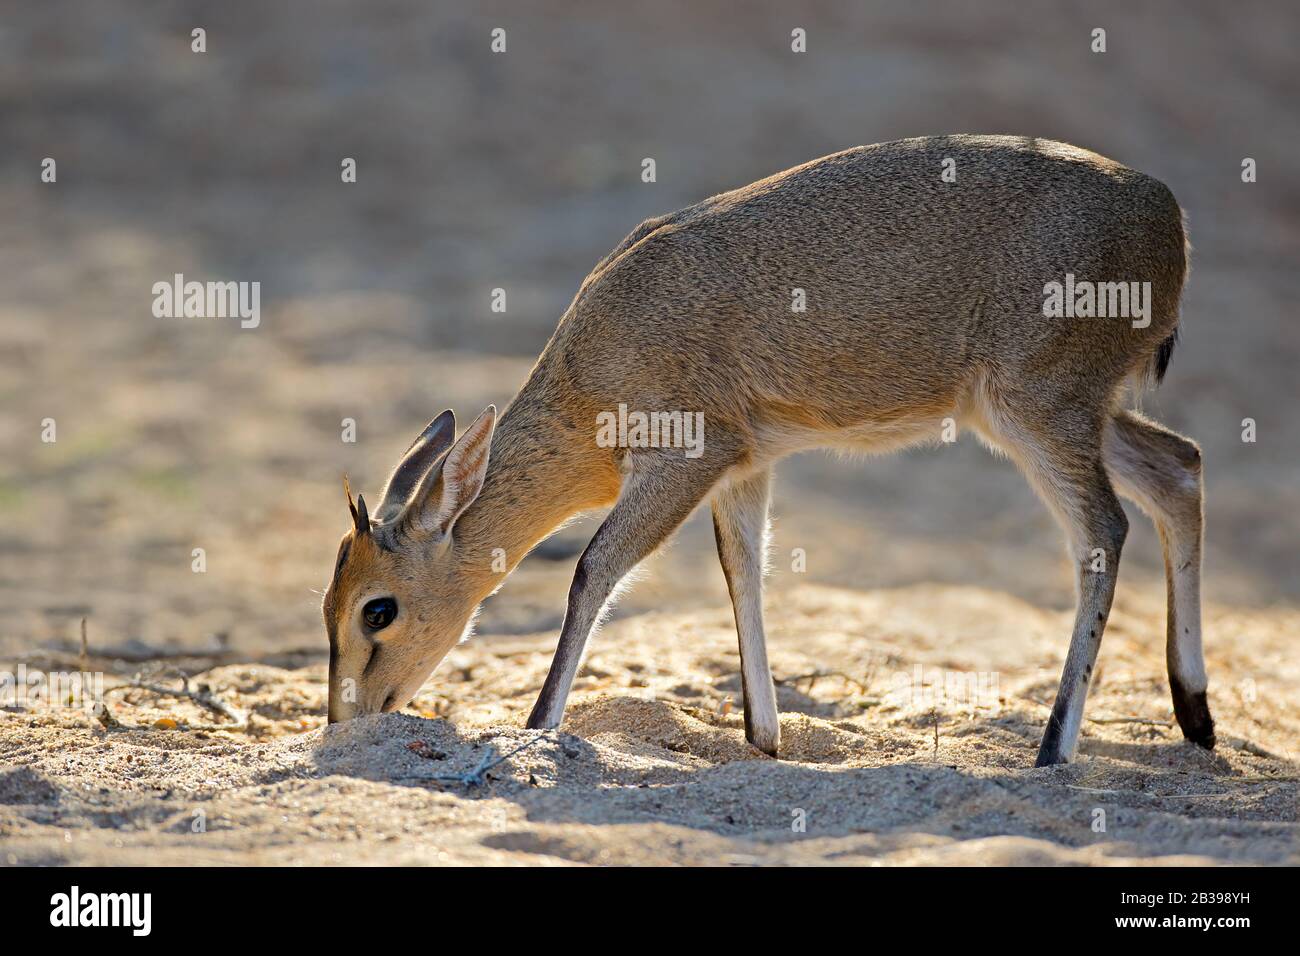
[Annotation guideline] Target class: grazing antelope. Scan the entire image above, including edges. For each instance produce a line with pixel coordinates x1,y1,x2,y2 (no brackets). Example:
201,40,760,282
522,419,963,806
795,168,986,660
324,134,1214,767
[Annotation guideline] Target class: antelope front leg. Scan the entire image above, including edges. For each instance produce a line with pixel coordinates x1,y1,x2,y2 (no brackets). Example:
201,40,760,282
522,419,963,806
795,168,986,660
526,450,733,730
711,468,780,756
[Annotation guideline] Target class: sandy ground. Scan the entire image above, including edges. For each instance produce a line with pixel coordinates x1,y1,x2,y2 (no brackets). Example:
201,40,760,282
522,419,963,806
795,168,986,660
1,2,1297,866
2,584,1296,865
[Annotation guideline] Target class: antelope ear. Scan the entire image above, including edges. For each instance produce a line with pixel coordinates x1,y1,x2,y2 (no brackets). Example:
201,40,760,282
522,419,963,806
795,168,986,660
407,405,496,537
375,410,456,522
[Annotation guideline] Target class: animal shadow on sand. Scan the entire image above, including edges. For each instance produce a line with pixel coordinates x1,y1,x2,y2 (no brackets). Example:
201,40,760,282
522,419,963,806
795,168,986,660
302,689,1298,865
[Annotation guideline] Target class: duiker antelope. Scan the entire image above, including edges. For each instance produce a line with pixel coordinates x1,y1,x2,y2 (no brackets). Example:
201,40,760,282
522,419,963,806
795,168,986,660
324,135,1213,767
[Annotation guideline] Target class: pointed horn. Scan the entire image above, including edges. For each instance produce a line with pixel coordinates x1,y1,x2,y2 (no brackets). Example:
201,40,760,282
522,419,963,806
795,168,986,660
343,474,370,536
354,493,370,536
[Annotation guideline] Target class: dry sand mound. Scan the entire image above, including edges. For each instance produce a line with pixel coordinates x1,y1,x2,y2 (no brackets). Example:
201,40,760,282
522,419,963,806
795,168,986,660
1,585,1295,866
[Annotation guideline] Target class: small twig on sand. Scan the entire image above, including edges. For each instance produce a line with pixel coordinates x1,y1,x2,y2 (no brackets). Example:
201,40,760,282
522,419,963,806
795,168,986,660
79,618,89,674
430,731,555,788
777,670,870,694
1021,697,1171,728
1087,716,1173,727
103,671,248,731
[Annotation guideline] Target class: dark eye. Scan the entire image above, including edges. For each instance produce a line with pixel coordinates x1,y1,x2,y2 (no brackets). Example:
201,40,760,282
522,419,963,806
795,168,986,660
362,597,397,631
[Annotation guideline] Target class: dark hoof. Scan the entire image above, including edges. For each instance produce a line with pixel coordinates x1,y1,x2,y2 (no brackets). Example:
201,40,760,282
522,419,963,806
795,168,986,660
1033,747,1069,768
1171,682,1216,750
1033,721,1070,767
524,707,555,731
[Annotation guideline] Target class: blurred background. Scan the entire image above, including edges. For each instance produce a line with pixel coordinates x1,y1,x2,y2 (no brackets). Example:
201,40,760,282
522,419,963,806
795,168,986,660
1,1,1296,662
